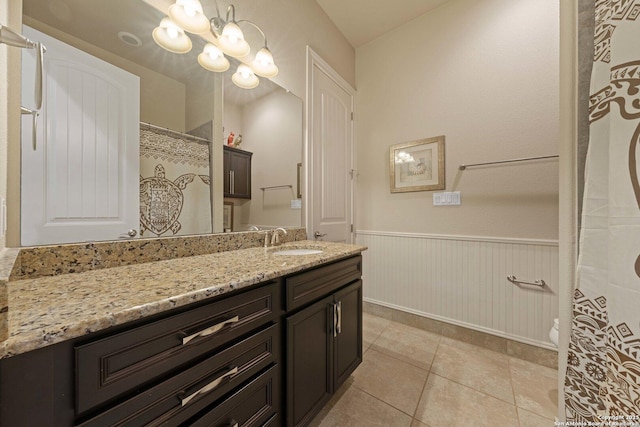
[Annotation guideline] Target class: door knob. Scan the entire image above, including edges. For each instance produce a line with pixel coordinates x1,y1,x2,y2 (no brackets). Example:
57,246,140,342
119,229,137,238
314,231,327,240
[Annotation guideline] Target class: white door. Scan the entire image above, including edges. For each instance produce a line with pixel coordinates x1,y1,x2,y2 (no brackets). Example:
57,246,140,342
21,26,140,246
307,48,355,243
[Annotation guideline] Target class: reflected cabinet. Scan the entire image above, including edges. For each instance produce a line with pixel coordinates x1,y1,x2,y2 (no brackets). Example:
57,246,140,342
224,146,253,199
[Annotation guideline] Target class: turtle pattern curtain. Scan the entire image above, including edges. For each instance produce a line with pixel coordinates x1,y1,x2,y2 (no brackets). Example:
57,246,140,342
564,0,640,422
139,125,211,237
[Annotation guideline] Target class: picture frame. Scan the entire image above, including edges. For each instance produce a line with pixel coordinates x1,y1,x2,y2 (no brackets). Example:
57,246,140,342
223,201,234,232
389,136,445,193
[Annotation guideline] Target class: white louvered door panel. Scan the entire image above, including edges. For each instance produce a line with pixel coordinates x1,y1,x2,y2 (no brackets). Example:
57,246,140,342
21,26,139,246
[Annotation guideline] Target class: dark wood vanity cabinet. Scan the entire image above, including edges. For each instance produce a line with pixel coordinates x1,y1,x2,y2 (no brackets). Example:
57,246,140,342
0,282,281,426
224,145,252,199
0,254,363,427
284,256,363,427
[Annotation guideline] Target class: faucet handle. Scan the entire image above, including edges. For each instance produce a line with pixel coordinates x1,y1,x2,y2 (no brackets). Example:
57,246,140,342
271,228,287,246
263,230,272,248
314,231,327,240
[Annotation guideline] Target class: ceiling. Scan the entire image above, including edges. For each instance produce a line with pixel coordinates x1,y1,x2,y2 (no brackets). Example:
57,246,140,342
316,0,451,48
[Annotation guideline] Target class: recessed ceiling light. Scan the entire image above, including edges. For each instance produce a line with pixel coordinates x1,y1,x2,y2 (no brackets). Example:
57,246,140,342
118,31,142,47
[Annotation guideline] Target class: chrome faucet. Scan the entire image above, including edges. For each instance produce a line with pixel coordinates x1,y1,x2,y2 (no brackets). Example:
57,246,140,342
271,227,287,246
248,225,260,231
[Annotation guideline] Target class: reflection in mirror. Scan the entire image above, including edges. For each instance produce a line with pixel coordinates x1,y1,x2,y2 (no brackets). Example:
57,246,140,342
222,59,303,232
21,0,215,245
19,0,303,245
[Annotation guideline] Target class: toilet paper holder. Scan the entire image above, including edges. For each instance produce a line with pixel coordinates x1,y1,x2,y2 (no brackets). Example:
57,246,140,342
507,275,546,288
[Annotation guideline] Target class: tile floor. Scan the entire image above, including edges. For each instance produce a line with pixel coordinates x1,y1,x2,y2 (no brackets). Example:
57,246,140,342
310,313,558,427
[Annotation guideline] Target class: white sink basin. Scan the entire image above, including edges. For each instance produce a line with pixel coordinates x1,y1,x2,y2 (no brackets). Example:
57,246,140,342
272,248,323,256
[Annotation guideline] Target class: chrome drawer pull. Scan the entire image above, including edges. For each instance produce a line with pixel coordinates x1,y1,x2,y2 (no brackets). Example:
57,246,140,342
332,303,338,338
181,315,240,345
180,366,238,407
337,301,342,335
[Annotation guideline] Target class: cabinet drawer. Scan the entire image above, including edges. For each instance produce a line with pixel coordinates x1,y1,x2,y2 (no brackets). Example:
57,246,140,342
285,256,361,311
76,282,279,416
187,365,279,427
79,324,279,427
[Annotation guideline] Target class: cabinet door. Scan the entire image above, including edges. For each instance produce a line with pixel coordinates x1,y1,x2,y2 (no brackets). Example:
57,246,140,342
333,280,363,389
286,295,334,427
224,146,252,199
223,147,231,194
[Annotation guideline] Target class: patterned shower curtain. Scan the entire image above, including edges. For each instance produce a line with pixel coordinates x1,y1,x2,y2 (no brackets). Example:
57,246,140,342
564,0,640,423
139,125,212,237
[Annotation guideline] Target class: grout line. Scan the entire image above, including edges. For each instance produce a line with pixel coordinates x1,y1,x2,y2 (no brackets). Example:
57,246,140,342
411,369,433,422
364,314,558,424
349,381,419,420
508,357,523,426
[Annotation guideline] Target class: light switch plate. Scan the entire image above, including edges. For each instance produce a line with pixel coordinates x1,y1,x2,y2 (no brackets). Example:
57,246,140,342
433,191,461,206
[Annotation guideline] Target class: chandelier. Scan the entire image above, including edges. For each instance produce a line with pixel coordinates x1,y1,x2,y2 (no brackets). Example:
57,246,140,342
152,0,278,89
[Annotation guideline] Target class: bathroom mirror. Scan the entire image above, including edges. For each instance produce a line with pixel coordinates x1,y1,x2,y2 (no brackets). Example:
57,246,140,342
19,0,302,245
222,62,303,232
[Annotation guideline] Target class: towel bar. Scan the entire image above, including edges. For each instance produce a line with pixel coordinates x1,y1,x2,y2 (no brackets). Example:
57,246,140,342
507,275,545,288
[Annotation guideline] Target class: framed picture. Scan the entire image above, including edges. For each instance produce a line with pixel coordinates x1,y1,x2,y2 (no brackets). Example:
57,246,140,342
223,202,234,232
389,136,445,193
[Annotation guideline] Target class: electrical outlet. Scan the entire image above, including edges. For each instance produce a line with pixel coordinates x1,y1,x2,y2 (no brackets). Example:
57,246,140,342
290,199,302,209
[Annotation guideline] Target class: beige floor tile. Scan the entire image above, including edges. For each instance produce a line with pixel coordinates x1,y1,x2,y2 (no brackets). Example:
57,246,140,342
509,358,558,419
410,420,430,427
370,322,440,370
518,407,556,427
310,382,413,427
439,337,511,362
363,312,391,349
415,374,519,427
431,341,514,404
353,348,429,416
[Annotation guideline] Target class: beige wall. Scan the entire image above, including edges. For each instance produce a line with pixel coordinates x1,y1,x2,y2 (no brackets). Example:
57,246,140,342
241,90,303,229
355,0,559,240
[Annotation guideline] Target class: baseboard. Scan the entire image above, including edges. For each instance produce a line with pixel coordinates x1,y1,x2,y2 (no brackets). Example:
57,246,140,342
364,298,558,369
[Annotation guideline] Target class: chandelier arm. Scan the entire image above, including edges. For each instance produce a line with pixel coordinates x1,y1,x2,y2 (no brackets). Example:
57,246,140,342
236,19,268,47
208,0,225,35
213,0,221,20
226,4,236,22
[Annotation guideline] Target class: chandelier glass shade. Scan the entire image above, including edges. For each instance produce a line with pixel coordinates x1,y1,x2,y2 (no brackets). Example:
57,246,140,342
232,64,259,89
197,42,230,72
152,17,192,54
153,0,278,89
168,0,210,34
218,21,250,57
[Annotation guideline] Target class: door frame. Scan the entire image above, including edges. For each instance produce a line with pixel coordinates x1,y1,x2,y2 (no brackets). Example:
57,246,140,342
305,46,356,243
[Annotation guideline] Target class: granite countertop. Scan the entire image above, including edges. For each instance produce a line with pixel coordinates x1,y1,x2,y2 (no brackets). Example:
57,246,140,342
0,240,366,359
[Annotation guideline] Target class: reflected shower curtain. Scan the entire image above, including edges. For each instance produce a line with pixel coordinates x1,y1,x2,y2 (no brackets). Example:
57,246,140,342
564,0,640,422
139,125,211,237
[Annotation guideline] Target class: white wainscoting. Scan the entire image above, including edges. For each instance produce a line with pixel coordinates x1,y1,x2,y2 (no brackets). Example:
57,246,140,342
356,231,559,349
